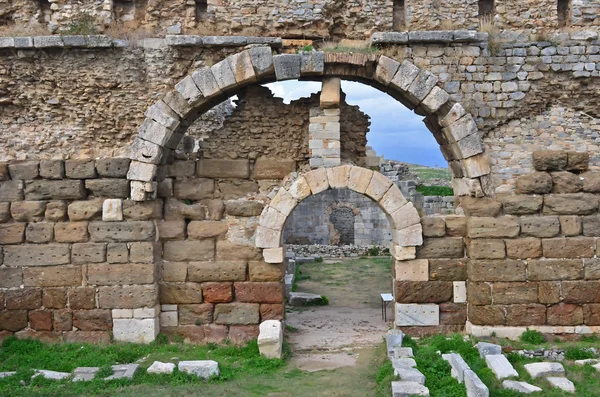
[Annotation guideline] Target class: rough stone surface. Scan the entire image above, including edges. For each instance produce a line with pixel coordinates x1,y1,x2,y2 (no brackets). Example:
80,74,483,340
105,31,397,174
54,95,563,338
524,362,565,378
178,361,219,379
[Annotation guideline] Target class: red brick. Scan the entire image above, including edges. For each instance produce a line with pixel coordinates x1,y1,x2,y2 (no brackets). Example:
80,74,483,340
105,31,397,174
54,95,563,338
234,282,284,304
202,282,233,303
29,310,53,331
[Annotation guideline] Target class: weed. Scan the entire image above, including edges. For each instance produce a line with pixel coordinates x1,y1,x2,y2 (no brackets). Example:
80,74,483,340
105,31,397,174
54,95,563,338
416,186,454,196
154,333,169,346
65,13,99,35
297,45,314,52
565,347,596,360
96,366,113,379
320,40,379,54
479,14,501,57
520,329,546,345
314,257,323,263
375,360,394,396
367,246,381,256
285,325,299,333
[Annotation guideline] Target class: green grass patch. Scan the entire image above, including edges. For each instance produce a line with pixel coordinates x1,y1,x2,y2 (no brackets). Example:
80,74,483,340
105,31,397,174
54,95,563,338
520,329,545,345
407,165,452,181
416,186,454,196
565,347,595,360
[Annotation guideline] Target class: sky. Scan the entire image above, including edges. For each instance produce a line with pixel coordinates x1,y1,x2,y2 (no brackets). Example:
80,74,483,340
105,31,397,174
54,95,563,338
264,80,447,168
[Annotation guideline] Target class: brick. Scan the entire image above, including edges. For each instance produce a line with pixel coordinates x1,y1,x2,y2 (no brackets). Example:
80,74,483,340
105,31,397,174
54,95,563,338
0,310,28,331
551,172,583,193
68,288,96,309
6,288,42,309
9,161,39,180
533,151,567,171
23,266,82,287
25,180,86,200
159,283,203,304
467,282,492,305
445,216,467,237
0,223,26,244
187,221,229,239
467,239,505,259
528,259,583,280
26,222,54,243
71,243,106,263
421,217,445,237
252,158,296,180
468,305,505,325
4,244,70,267
214,302,260,325
87,263,155,285
88,221,155,242
73,309,112,331
416,237,464,258
97,285,158,309
395,281,453,303
542,238,594,258
260,303,284,321
106,243,128,263
234,282,284,304
198,159,250,179
163,262,187,282
543,193,599,215
173,179,215,200
505,304,546,326
0,268,23,288
54,221,89,243
53,309,73,331
428,259,467,281
10,201,46,222
0,181,24,202
202,282,233,303
43,289,67,309
163,240,214,262
178,304,213,326
460,197,501,217
468,259,526,282
249,261,284,281
502,195,543,215
547,303,583,326
515,172,552,194
65,159,96,179
29,310,53,331
45,201,68,222
538,282,561,304
519,216,560,237
505,238,542,259
493,282,538,304
467,217,520,238
560,216,582,236
562,281,600,304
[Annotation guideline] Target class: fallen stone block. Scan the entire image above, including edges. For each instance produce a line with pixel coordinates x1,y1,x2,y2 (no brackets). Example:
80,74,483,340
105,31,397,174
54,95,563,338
485,354,518,379
33,369,71,380
105,364,139,380
391,381,430,397
396,367,426,384
574,359,599,365
547,377,575,393
288,292,325,306
477,342,501,358
386,329,404,358
178,360,219,379
72,367,100,382
392,358,417,370
0,372,16,379
442,353,470,383
147,361,175,374
257,320,283,359
502,380,542,394
393,347,414,358
524,362,565,379
464,369,489,397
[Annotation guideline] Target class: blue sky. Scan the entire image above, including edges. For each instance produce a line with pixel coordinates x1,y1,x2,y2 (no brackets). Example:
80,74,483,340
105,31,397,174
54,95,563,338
264,80,447,167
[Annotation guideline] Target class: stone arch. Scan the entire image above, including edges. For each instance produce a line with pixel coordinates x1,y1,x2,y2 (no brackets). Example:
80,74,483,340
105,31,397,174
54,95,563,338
255,165,422,262
127,48,492,201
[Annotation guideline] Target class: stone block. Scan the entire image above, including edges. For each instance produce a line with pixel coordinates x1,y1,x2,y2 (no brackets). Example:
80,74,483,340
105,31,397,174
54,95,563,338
552,171,583,193
380,185,408,216
0,223,25,244
214,302,260,325
464,369,489,397
234,282,283,304
162,262,187,282
445,216,467,237
228,51,257,85
164,239,215,262
25,222,54,243
395,281,453,303
429,259,467,281
263,247,284,264
542,237,594,258
505,238,542,259
269,189,297,217
538,281,561,304
502,380,542,394
249,261,284,282
33,370,70,381
533,150,567,171
365,172,393,201
524,362,565,378
0,202,9,222
258,320,283,359
173,179,215,200
390,60,420,94
560,216,582,236
147,361,175,375
211,58,237,91
420,86,450,114
460,197,501,217
386,329,404,358
45,201,67,222
547,303,583,325
39,160,64,179
397,367,426,384
467,217,519,238
187,221,228,239
159,311,178,327
304,168,329,195
515,172,552,194
393,224,424,246
164,198,206,220
287,177,311,202
127,161,158,182
73,309,112,331
9,161,39,180
273,54,301,80
0,181,24,202
203,282,233,303
178,360,219,379
98,285,158,309
0,310,28,331
24,265,82,287
0,268,22,288
217,180,259,200
10,201,45,222
159,283,203,305
252,158,296,180
394,259,428,281
106,243,128,263
395,303,439,326
86,179,129,198
68,199,103,221
178,304,213,325
416,237,464,258
25,180,86,200
519,216,560,237
65,159,96,179
502,195,543,215
453,281,467,303
255,226,281,249
507,304,546,325
300,51,324,75
468,259,526,282
544,193,599,215
4,244,70,266
547,377,575,393
391,245,417,261
468,239,505,259
88,221,155,242
95,158,130,178
528,259,582,280
348,166,373,194
562,280,600,303
391,381,429,397
87,263,155,286
113,318,159,343
581,172,600,193
188,261,247,282
68,288,96,309
198,159,250,179
260,303,284,321
248,46,275,76
320,77,341,109
102,199,123,222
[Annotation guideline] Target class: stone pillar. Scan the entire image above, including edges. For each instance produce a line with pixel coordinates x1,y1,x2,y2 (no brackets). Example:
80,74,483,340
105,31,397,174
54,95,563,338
308,78,341,168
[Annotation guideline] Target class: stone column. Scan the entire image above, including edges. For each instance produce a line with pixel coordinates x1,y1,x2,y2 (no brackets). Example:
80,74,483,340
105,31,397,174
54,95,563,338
308,78,341,168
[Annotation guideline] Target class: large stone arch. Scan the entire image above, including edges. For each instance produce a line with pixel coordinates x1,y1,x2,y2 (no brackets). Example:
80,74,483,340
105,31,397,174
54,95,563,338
126,48,492,200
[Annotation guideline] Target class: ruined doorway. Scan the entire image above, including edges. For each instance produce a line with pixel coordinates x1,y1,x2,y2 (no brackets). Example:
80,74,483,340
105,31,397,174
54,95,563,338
329,206,355,245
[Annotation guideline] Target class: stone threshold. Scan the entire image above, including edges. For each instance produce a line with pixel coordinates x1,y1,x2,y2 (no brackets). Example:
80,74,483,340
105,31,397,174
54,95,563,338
467,321,600,340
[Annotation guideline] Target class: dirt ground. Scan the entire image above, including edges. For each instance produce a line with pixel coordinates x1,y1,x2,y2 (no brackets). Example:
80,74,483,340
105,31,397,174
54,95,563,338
286,257,393,371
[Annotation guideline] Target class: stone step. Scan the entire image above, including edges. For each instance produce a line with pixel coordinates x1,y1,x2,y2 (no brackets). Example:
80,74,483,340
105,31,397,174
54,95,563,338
386,329,404,359
547,377,575,393
288,292,326,306
392,346,414,359
485,354,519,380
392,357,417,369
476,342,501,358
524,362,565,379
502,380,542,394
396,367,426,384
391,381,430,397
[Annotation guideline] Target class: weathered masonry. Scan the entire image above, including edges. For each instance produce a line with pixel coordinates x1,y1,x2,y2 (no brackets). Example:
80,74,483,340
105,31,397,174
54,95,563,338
1,0,600,343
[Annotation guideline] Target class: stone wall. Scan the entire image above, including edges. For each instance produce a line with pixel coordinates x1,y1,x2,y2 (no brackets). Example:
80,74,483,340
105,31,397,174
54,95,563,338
283,188,392,246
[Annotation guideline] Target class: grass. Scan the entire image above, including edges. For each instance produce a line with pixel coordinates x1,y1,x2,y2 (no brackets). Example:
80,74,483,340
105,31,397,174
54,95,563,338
407,164,452,181
0,336,286,397
520,329,545,345
416,186,454,196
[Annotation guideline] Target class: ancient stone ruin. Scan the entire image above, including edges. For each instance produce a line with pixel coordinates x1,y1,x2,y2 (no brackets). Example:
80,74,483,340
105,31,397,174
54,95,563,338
1,0,600,345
